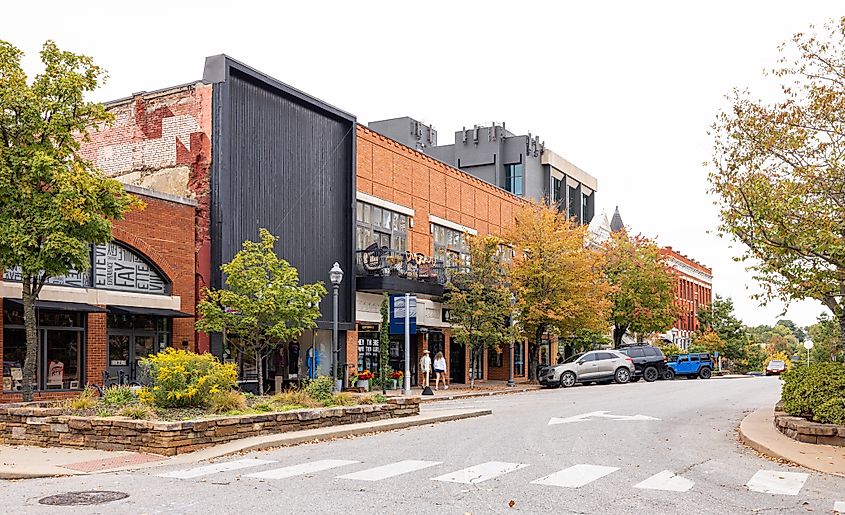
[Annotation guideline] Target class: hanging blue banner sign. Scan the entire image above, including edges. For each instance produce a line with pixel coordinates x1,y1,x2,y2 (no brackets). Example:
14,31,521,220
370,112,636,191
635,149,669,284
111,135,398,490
389,294,417,335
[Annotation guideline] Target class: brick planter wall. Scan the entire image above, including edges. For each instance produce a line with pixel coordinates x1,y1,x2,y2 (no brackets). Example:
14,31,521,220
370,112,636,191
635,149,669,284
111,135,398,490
773,407,845,447
0,398,419,456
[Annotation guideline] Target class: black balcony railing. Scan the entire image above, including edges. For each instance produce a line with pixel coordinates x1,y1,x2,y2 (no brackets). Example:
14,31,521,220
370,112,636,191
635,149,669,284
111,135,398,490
356,246,448,285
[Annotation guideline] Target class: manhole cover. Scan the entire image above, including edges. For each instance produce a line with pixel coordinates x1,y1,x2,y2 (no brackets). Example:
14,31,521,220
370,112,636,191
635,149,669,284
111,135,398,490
38,491,129,506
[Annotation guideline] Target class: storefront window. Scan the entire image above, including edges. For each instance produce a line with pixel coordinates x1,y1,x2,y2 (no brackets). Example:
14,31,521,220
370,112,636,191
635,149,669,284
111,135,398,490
3,307,85,391
514,342,525,376
489,347,503,368
358,331,380,373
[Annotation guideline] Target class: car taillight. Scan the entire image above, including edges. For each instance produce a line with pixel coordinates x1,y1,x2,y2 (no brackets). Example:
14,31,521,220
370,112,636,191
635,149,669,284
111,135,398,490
626,357,633,363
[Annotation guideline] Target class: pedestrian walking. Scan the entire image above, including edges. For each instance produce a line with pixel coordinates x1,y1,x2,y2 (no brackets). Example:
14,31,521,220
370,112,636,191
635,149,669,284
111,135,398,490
433,351,448,390
419,350,432,388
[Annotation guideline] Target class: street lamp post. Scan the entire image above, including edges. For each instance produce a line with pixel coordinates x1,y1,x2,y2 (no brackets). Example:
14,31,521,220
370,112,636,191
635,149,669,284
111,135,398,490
507,294,516,387
329,262,344,392
803,339,814,368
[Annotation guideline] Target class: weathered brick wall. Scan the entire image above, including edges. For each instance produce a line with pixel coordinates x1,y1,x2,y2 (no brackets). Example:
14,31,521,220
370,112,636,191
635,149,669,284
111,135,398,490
0,398,419,456
79,84,212,352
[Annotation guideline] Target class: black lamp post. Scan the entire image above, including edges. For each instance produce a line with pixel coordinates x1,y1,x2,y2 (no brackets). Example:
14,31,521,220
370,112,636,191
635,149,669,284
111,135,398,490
507,293,516,387
329,262,343,392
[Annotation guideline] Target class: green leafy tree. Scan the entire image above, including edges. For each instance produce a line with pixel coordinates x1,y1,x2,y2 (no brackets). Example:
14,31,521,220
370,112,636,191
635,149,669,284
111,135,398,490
602,232,677,347
0,41,142,400
775,319,806,343
509,203,611,381
196,228,326,395
807,312,842,362
689,332,726,355
697,296,746,361
709,17,845,353
446,235,515,389
379,293,390,393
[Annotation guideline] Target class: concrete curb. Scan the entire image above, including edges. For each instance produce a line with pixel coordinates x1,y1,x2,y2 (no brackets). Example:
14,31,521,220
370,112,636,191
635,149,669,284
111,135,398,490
417,387,540,402
739,407,845,478
0,408,491,479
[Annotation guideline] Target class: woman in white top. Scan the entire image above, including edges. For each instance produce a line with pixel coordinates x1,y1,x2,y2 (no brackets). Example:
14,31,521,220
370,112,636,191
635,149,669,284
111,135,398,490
433,351,448,390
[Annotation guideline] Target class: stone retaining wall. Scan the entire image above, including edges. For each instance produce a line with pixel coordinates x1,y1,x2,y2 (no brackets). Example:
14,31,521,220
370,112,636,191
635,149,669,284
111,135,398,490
773,407,845,447
0,398,419,456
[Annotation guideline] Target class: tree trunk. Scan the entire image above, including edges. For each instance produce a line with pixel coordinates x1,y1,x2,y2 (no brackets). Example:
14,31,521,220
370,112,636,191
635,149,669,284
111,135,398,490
469,347,477,390
527,326,543,382
21,277,40,402
613,323,627,348
838,311,845,358
255,344,264,396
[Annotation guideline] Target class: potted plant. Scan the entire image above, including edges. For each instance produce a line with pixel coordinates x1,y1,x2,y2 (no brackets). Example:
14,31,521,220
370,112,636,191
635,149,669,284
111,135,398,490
356,369,374,391
390,370,404,390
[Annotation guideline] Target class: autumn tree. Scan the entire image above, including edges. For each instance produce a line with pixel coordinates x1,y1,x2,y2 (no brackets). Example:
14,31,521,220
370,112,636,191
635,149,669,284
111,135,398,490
509,203,610,381
446,235,515,389
689,331,726,356
196,229,326,395
602,231,677,347
709,17,845,353
0,41,141,400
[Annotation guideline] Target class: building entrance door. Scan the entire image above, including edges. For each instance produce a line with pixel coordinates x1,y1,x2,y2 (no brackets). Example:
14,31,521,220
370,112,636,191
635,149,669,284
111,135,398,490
450,341,465,384
107,331,156,384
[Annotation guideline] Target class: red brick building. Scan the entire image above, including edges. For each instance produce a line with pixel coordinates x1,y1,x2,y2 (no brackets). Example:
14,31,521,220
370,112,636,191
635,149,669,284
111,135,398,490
660,247,713,349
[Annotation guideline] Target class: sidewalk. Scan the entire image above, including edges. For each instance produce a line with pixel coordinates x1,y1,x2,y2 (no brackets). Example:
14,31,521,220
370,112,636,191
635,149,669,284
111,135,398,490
739,407,845,478
384,381,541,402
0,407,490,480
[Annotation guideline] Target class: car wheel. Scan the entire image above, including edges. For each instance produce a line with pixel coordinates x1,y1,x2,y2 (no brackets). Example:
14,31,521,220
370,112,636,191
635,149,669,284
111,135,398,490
614,367,630,384
699,367,712,379
663,369,675,380
643,366,659,382
560,371,576,388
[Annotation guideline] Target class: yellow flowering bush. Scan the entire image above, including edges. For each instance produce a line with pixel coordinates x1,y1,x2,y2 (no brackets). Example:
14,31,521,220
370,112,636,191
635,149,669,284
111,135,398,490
140,348,237,408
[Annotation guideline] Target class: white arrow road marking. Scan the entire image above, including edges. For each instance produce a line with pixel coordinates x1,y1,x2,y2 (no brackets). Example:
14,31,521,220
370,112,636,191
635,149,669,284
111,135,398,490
548,411,660,425
834,501,845,513
432,461,529,484
531,464,619,488
245,459,359,480
337,460,441,481
634,470,695,492
157,458,276,479
746,470,809,495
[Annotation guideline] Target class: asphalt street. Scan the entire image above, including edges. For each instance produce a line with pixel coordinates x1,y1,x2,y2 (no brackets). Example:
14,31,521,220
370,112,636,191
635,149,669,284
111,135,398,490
3,376,845,514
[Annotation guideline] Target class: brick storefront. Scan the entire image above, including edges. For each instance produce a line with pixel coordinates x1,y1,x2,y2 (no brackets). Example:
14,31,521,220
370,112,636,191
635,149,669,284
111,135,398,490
661,246,713,349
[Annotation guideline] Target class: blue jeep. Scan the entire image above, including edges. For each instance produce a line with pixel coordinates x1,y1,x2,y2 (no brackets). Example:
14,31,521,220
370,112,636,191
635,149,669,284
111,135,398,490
666,353,714,379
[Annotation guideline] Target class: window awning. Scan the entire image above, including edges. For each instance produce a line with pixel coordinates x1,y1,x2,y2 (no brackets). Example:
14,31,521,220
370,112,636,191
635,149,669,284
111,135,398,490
107,305,193,318
3,298,107,313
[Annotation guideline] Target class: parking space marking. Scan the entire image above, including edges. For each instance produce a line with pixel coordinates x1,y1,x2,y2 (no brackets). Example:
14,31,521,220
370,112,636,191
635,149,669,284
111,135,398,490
432,461,529,484
157,458,276,479
746,470,809,495
245,459,359,480
634,470,695,492
531,464,619,488
337,460,441,481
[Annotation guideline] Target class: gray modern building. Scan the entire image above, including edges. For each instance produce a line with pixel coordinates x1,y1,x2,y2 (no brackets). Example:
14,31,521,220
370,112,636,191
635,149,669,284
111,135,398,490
369,117,597,224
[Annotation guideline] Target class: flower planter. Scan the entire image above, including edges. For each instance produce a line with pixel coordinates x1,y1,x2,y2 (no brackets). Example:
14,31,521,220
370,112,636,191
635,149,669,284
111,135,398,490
390,379,398,390
356,379,370,391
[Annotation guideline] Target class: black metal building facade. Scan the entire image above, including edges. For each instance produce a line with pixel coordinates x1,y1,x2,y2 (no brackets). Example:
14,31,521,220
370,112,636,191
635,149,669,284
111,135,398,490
203,55,356,331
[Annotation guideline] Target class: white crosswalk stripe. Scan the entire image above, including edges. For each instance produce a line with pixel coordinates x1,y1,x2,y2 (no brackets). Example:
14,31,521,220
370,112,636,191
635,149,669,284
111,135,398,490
157,458,276,479
746,470,809,495
634,470,695,492
432,461,529,484
245,459,359,480
833,501,845,513
338,460,441,481
531,464,618,488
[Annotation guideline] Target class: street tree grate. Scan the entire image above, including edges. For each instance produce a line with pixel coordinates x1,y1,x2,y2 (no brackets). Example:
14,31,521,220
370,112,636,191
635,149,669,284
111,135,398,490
38,491,129,506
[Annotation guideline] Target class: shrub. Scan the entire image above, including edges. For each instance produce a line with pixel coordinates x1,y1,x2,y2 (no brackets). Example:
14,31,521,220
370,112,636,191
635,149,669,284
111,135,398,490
304,376,334,404
208,390,248,414
272,389,319,408
101,385,138,407
67,387,98,410
119,405,155,420
359,394,387,405
781,362,845,424
324,392,356,407
141,348,237,408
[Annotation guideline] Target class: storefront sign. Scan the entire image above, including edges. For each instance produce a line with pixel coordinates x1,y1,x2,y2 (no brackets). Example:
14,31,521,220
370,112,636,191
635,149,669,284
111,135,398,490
389,294,416,335
358,323,379,332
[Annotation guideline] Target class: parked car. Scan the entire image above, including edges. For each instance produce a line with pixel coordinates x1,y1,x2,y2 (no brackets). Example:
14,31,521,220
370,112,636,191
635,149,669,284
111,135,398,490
666,353,714,379
616,344,669,382
765,360,786,376
539,350,635,388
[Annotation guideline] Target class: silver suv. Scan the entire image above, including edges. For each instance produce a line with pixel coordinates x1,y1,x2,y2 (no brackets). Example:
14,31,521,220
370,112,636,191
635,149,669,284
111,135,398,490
539,350,635,388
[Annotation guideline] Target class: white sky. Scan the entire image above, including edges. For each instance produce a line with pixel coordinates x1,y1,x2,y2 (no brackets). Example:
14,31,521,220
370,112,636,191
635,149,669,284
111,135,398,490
5,1,842,328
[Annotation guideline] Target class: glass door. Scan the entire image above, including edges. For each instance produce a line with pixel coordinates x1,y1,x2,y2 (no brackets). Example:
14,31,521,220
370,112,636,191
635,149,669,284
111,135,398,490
107,333,131,383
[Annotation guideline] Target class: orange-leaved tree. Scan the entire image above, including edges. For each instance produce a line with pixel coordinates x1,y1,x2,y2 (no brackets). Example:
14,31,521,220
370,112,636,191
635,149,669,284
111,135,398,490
508,203,610,381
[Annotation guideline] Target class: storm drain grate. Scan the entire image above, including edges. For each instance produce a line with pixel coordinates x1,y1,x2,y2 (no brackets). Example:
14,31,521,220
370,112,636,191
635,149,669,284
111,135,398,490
38,491,129,506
